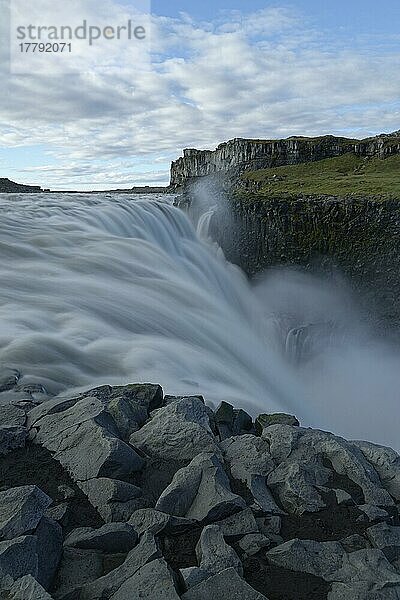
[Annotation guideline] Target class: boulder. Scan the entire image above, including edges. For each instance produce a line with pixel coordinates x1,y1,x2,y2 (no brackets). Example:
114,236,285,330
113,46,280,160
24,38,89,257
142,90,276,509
238,533,270,556
196,525,242,577
263,426,393,515
80,532,161,600
0,426,28,456
267,538,345,581
129,397,218,462
216,508,259,538
156,453,245,523
52,547,104,598
35,516,63,589
0,486,52,540
0,535,38,581
181,567,269,599
255,413,299,435
8,575,54,599
0,404,26,427
105,384,163,440
128,509,195,536
354,440,400,501
108,558,180,600
367,523,400,561
221,435,283,514
32,396,144,483
78,478,145,523
214,403,252,440
65,523,138,553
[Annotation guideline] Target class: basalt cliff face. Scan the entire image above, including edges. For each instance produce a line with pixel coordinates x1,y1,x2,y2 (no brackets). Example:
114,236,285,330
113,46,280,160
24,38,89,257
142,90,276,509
170,132,400,326
169,133,400,190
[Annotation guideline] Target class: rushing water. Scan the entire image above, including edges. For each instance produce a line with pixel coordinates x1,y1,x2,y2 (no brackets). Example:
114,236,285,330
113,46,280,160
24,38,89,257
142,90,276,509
1,192,399,448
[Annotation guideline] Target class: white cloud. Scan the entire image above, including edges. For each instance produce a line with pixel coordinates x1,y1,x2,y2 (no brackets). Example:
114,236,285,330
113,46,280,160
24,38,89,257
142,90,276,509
1,4,400,189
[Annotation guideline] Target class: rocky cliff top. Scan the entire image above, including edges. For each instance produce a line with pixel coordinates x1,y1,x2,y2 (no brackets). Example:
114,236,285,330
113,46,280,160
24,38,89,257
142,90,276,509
169,131,400,190
1,367,400,599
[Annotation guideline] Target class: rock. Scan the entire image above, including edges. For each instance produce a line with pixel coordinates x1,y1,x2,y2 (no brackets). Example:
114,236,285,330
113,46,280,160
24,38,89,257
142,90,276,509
65,523,138,553
354,440,400,501
78,478,145,523
0,368,20,392
357,505,390,523
367,523,400,561
0,485,52,540
8,575,53,599
0,426,28,456
80,532,161,600
329,549,400,598
105,384,163,440
196,525,242,577
341,534,370,553
214,403,253,441
52,547,104,598
216,508,259,538
46,504,69,525
35,516,63,589
266,538,345,581
263,425,393,515
333,489,354,506
156,453,245,523
215,402,235,440
181,567,268,599
0,404,26,427
32,396,144,483
0,535,38,581
180,566,210,591
0,391,32,407
129,397,218,463
238,533,270,556
221,435,283,514
255,413,299,435
109,557,179,600
128,509,195,536
256,515,282,537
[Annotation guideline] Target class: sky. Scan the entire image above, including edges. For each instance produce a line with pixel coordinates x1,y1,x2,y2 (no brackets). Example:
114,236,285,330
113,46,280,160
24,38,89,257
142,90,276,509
0,0,399,190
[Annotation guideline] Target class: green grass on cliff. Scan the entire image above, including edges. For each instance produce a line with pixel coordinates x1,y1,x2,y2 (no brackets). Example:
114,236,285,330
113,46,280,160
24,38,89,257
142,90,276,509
240,153,400,199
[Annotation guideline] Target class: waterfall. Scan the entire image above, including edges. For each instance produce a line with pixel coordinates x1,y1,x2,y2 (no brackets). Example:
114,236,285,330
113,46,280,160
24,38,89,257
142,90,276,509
0,192,399,448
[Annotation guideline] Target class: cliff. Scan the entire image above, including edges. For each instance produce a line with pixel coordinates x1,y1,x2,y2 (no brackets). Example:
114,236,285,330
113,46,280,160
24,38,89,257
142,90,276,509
0,178,46,193
169,132,400,190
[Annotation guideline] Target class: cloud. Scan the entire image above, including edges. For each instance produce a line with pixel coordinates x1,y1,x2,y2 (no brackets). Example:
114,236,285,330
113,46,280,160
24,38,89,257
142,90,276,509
1,3,400,188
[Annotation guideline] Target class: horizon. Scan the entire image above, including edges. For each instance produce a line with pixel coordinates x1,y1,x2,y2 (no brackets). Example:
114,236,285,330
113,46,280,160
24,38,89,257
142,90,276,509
1,0,400,190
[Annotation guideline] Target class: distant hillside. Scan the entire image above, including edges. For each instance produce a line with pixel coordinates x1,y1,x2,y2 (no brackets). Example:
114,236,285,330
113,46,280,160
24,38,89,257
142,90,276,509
0,178,46,193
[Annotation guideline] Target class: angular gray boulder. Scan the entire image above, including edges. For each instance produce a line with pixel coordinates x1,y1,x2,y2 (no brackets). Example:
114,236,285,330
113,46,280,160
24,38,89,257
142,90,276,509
221,435,283,514
367,523,400,561
0,535,38,581
0,426,28,456
8,575,54,600
35,516,63,589
31,396,144,483
65,523,138,553
263,425,394,514
80,531,161,599
109,558,180,600
181,567,269,599
129,397,218,462
0,486,52,540
156,452,245,522
78,477,145,522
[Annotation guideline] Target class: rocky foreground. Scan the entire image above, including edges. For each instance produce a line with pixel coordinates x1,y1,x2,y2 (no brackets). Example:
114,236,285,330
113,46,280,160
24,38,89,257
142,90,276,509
1,369,400,599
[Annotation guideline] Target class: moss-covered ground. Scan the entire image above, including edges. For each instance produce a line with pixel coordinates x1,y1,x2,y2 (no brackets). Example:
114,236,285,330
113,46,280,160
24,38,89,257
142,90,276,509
240,153,400,200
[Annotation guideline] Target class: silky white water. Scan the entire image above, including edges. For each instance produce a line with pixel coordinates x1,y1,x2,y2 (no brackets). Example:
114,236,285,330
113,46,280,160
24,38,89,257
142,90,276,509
0,193,399,449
